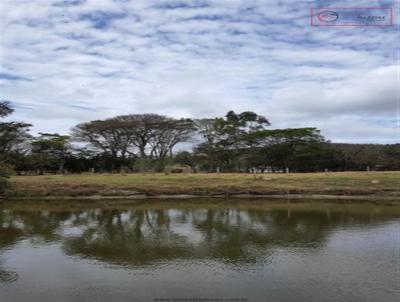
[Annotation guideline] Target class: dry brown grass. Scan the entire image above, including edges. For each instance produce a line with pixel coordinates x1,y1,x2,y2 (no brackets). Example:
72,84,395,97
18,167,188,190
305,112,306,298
5,171,400,198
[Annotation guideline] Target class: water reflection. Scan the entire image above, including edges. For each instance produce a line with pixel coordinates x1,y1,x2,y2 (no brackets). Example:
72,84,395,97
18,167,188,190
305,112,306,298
1,201,400,302
1,201,399,270
0,269,18,283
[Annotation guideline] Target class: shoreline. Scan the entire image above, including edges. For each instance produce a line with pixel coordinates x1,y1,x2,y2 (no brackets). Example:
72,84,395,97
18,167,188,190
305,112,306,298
3,193,400,202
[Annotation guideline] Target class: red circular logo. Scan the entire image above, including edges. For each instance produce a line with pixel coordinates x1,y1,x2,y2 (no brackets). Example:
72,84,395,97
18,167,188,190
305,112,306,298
317,11,339,22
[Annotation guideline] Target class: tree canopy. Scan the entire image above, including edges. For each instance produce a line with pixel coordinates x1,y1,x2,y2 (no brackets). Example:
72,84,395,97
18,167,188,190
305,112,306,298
0,103,399,178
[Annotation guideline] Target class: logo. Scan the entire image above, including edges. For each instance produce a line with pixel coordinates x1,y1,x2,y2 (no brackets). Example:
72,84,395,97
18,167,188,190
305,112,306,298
317,10,339,22
311,7,393,27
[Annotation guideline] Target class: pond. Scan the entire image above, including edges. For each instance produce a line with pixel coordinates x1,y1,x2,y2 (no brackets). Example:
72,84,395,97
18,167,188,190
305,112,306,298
0,199,399,302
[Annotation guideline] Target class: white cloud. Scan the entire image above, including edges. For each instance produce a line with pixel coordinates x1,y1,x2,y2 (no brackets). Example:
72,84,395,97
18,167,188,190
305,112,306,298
271,65,397,116
0,0,398,142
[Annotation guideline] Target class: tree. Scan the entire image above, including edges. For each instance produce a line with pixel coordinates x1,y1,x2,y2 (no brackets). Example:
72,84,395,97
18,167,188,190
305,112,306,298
72,114,196,172
174,151,203,172
246,128,326,172
112,114,168,157
330,143,400,171
3,104,398,175
195,111,270,171
0,101,31,155
113,114,196,161
384,144,400,170
0,157,12,193
72,118,137,172
148,118,195,161
0,102,13,117
31,133,71,174
0,101,31,191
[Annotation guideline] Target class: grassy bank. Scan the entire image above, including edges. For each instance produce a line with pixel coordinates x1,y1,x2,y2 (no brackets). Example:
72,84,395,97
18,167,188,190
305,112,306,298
4,171,400,199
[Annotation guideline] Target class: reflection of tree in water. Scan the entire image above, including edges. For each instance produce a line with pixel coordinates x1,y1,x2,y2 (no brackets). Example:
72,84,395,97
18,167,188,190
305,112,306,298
0,210,22,284
0,266,18,283
62,207,396,267
186,209,349,263
0,210,72,283
0,206,398,271
63,209,192,265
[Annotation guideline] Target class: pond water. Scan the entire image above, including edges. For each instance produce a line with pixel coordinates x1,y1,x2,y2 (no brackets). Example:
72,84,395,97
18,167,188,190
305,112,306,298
0,200,399,302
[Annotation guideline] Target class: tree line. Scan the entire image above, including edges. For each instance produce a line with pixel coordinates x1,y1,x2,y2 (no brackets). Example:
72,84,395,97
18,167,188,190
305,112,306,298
1,100,399,189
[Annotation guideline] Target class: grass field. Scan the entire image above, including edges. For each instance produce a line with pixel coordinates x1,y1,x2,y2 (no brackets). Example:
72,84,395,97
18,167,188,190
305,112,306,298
5,171,400,198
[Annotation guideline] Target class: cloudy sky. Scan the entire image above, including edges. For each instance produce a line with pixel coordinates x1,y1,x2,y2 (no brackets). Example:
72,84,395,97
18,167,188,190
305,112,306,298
0,0,398,143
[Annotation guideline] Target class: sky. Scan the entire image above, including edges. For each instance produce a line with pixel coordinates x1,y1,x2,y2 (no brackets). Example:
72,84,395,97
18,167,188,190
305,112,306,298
0,0,399,143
